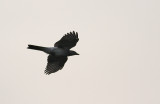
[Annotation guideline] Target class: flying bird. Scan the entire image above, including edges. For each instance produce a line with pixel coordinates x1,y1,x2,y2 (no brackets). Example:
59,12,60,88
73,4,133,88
27,31,79,75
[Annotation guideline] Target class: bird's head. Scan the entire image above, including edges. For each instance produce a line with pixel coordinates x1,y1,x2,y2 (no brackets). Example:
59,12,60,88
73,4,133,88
69,50,79,56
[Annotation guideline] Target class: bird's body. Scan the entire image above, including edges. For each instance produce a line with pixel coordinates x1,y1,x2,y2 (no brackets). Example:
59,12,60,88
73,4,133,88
28,31,79,75
44,47,69,56
49,47,69,56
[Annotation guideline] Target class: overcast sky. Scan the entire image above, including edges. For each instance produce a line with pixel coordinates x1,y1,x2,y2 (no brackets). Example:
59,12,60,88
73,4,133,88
0,0,160,104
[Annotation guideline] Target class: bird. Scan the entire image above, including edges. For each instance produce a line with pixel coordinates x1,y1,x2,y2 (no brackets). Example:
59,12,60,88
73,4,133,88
27,31,79,75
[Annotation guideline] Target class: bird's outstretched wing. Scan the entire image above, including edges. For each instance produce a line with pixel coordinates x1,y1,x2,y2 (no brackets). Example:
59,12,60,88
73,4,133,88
54,31,79,49
45,55,68,75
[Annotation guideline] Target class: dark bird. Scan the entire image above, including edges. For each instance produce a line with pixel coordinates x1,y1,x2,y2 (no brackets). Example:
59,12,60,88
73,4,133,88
27,31,79,75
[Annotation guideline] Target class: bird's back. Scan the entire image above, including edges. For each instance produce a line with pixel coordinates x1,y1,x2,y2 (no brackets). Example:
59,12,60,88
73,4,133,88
50,47,68,56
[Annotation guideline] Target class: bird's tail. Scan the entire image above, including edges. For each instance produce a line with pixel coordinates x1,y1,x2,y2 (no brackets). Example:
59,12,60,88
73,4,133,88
27,44,46,51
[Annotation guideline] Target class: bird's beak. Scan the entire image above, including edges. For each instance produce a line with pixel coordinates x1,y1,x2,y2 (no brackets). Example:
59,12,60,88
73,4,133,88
76,53,79,55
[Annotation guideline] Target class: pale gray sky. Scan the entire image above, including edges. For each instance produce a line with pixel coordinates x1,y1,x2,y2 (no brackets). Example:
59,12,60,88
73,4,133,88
0,0,160,104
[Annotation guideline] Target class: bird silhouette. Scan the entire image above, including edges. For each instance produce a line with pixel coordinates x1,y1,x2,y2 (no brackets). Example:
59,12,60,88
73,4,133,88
27,31,79,75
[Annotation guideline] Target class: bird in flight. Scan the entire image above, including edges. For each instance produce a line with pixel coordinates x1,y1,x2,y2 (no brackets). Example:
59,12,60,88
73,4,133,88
27,31,79,75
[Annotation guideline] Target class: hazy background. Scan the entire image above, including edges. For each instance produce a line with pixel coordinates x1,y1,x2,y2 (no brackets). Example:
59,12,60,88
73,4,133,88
0,0,160,104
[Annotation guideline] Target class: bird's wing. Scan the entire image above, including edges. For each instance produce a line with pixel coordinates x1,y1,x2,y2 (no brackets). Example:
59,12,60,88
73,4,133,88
45,55,68,75
54,31,79,49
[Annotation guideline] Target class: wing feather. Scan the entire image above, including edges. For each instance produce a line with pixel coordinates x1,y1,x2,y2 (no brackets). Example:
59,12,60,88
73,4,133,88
54,31,79,49
45,55,68,75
